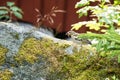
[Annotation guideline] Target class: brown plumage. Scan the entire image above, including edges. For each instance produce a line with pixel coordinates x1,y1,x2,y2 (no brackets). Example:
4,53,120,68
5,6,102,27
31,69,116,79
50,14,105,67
66,30,91,45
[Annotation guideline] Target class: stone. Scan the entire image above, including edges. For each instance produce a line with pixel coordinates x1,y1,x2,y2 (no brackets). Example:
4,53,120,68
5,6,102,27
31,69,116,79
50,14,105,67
0,22,120,80
0,22,74,80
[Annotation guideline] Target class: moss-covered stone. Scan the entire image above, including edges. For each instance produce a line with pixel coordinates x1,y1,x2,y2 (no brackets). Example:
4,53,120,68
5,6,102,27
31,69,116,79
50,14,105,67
14,37,120,80
1,22,120,79
0,45,8,65
57,55,120,80
15,37,69,67
0,69,13,80
15,38,43,64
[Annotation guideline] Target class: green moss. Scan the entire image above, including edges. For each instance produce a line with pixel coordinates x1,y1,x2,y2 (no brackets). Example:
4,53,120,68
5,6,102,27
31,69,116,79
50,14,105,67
0,69,13,80
0,45,8,65
15,38,69,66
15,38,43,64
71,70,100,80
14,37,120,80
51,45,120,80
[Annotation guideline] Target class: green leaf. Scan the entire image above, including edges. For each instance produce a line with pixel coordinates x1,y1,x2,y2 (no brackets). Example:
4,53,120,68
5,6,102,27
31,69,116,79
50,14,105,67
75,0,90,8
76,6,90,18
96,40,103,52
92,8,103,15
86,22,101,31
78,13,84,18
7,2,15,7
112,75,116,80
71,22,85,30
100,51,107,57
118,21,120,26
118,54,120,63
0,10,8,15
0,6,8,10
13,11,23,19
104,0,110,3
0,15,9,20
114,0,120,5
10,6,23,13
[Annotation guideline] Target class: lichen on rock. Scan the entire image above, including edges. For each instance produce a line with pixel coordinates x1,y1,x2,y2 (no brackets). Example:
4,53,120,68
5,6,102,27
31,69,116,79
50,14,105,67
0,45,8,65
0,69,13,80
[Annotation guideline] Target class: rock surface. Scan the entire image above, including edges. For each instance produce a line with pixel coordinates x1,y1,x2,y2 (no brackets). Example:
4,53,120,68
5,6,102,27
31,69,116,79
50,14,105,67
0,22,74,80
0,22,120,80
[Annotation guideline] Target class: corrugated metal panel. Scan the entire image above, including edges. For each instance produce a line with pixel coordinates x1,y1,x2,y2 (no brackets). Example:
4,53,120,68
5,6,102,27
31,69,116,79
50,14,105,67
0,0,90,32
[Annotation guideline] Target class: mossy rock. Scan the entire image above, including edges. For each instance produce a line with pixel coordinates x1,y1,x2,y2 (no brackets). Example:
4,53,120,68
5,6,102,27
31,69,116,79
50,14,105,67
14,37,120,80
0,45,8,65
15,38,43,64
47,47,120,80
15,37,69,67
1,22,120,79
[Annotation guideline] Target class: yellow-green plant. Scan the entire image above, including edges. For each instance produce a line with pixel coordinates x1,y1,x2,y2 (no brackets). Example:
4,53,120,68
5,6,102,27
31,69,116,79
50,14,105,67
71,0,120,63
0,2,23,22
114,0,120,5
72,0,120,32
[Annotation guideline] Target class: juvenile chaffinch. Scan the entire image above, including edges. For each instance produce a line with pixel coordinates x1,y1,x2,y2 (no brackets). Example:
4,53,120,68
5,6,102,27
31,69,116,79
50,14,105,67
66,30,91,45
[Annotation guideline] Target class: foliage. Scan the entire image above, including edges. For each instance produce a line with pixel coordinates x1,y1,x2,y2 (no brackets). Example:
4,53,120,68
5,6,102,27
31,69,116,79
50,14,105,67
114,0,120,5
71,0,120,63
72,0,120,32
105,75,119,80
0,2,23,22
76,30,120,62
35,6,65,27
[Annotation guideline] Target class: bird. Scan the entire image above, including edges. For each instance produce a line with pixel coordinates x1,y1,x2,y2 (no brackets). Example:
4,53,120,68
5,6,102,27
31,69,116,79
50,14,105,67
66,30,91,45
66,30,93,54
